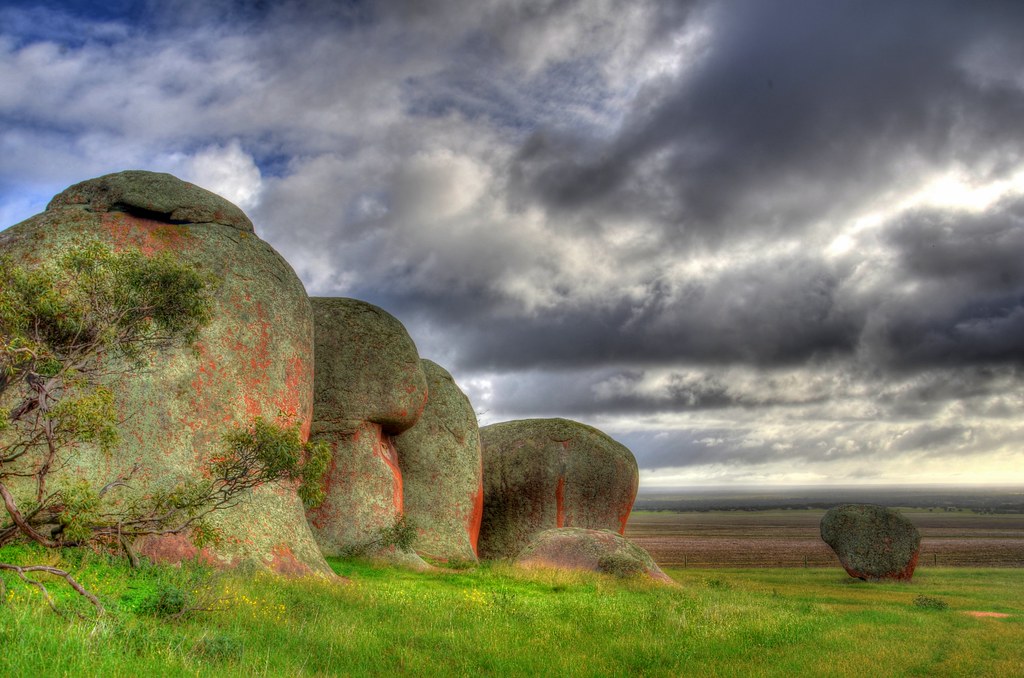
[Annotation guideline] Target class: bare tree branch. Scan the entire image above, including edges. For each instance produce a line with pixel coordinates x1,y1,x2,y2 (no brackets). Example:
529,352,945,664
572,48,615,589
0,563,105,616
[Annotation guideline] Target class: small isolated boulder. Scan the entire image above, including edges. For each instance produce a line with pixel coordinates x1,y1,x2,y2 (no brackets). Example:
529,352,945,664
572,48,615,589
478,418,638,560
820,504,921,582
394,359,483,564
305,297,429,567
515,528,673,584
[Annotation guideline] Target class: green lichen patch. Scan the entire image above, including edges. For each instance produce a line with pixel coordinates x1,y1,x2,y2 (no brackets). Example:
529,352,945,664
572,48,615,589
47,170,253,232
310,298,427,435
394,359,482,564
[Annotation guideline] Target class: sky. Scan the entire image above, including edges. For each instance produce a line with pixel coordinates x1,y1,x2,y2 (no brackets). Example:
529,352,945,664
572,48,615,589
2,0,1024,488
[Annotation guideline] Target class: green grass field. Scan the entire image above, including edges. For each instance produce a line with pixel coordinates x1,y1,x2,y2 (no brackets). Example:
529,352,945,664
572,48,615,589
1,544,1021,677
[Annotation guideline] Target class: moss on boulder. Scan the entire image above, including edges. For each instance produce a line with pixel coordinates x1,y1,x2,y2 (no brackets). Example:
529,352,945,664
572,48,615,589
0,171,330,576
515,528,673,584
305,297,429,567
478,418,638,561
48,170,253,232
820,504,921,582
394,359,483,564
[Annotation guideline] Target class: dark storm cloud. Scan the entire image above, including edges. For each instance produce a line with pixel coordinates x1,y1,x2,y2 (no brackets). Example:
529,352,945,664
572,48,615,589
614,429,744,470
875,366,1020,419
512,0,1024,244
876,299,1024,368
866,197,1024,368
616,425,890,473
366,252,860,371
290,0,1024,388
890,198,1024,289
462,368,740,419
890,425,972,453
466,359,1021,430
402,1,699,134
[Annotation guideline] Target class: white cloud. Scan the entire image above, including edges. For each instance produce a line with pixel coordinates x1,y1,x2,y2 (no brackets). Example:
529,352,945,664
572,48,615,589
392,150,490,222
176,140,263,211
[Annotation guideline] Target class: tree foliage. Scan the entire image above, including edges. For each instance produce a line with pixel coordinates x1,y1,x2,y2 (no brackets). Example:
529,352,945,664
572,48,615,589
0,241,329,616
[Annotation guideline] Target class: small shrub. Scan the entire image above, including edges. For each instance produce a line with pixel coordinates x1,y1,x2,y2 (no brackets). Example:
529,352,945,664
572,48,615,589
377,514,416,551
194,634,244,661
704,578,732,590
337,514,418,558
913,595,949,610
597,554,645,579
442,557,477,571
138,582,190,618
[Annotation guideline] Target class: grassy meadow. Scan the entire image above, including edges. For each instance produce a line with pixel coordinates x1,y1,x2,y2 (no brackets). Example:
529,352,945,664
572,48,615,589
1,543,1022,677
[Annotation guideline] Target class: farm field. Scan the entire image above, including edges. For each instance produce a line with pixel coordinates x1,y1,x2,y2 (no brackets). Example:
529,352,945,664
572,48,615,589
626,509,1024,568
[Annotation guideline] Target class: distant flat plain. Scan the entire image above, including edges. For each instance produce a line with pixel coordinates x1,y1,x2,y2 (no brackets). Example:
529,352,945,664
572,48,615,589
626,486,1024,568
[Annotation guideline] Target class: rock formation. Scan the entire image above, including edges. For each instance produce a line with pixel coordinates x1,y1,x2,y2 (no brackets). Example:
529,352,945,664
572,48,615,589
820,504,921,581
394,359,483,564
515,528,673,584
305,297,429,567
477,418,638,560
0,171,331,576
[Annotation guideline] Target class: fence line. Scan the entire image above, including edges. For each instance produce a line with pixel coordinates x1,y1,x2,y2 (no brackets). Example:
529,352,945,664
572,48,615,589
655,554,1024,569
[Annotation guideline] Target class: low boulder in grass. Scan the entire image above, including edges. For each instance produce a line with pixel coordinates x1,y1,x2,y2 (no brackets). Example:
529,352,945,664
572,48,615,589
515,528,674,584
820,504,921,582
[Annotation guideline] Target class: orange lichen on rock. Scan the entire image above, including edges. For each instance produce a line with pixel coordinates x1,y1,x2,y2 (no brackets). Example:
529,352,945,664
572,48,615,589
268,544,317,577
468,477,485,554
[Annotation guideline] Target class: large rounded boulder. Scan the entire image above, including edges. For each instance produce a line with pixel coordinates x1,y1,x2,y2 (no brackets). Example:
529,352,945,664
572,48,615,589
305,297,429,566
394,359,483,564
0,171,331,576
478,418,638,560
515,528,673,584
820,504,921,581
